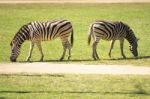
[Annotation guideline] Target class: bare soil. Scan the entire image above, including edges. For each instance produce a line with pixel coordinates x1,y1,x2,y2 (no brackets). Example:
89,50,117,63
0,63,150,75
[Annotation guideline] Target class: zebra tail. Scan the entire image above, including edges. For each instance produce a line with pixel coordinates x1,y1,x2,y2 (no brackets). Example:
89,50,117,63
88,24,93,45
71,29,74,47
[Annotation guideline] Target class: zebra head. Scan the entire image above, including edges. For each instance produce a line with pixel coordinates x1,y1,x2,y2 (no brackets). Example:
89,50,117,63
129,39,138,57
126,25,139,58
10,40,21,62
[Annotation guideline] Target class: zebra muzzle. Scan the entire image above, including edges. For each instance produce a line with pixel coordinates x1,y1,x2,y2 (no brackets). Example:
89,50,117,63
10,56,16,62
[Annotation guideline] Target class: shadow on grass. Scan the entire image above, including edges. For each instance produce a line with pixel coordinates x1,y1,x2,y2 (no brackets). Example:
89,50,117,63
18,56,150,63
0,90,149,96
105,56,150,61
0,81,148,95
18,59,92,63
0,97,5,99
0,74,64,77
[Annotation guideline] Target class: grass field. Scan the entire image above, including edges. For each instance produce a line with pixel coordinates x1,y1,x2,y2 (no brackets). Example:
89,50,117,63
0,3,150,65
0,74,149,98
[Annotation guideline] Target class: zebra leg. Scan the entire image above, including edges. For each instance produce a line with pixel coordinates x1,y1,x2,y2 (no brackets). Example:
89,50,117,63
120,39,126,58
26,42,34,61
60,42,67,61
92,41,99,60
92,42,96,60
67,42,71,60
108,40,115,58
95,45,100,60
36,42,44,61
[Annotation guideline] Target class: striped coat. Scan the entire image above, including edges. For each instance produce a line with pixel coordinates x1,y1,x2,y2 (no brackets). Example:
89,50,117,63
10,20,74,62
88,20,138,60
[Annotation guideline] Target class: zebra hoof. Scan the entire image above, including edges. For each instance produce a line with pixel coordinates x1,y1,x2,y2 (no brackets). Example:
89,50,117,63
92,55,97,60
59,58,64,61
40,58,43,62
123,56,127,59
93,57,100,61
93,57,97,60
26,58,31,62
97,57,100,60
109,55,111,58
108,53,111,58
68,56,71,60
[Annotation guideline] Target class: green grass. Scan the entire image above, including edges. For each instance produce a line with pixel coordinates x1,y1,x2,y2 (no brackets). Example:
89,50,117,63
0,74,149,99
0,3,150,65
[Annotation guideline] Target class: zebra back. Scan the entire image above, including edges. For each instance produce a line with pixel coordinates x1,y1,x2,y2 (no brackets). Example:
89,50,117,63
90,20,137,41
28,20,73,41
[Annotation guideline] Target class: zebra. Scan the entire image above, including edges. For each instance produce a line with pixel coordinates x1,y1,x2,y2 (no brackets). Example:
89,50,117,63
10,20,74,62
88,20,138,60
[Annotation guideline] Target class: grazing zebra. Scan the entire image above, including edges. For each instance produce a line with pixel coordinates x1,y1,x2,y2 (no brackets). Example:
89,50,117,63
88,20,138,60
10,20,74,62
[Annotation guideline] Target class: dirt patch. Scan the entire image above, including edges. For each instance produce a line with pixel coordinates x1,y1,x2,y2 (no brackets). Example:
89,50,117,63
0,63,150,75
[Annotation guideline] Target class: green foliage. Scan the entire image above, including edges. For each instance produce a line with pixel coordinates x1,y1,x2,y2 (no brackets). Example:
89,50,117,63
0,74,150,98
0,3,150,65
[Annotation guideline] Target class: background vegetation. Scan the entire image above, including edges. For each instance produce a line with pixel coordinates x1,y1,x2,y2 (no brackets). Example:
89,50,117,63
0,3,150,65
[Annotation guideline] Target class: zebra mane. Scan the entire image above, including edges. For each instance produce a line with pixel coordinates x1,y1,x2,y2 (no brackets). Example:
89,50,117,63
125,25,137,46
11,24,30,46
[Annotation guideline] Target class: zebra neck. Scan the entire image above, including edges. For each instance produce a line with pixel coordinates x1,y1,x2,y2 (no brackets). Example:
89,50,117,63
125,32,137,46
14,32,29,46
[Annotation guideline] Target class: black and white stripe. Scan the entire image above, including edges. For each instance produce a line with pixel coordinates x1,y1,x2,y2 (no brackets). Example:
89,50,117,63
10,20,74,62
88,20,138,60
